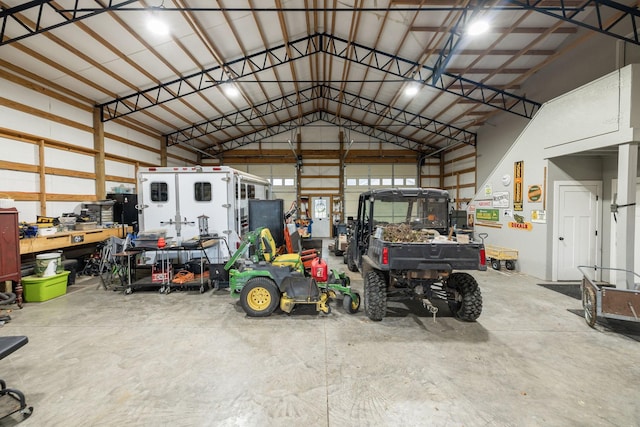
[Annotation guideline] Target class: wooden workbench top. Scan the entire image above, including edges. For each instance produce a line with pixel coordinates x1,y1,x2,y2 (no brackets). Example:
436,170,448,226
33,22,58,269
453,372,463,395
20,227,131,255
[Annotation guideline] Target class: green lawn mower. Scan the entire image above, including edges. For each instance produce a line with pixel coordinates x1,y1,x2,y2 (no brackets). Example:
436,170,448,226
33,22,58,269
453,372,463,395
223,227,360,317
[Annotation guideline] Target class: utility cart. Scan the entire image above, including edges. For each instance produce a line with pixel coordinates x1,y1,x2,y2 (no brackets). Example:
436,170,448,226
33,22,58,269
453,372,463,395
578,265,640,328
485,244,518,270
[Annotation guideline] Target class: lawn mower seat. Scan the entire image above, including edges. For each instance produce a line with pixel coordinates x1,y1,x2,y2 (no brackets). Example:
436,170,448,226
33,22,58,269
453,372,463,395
259,228,303,271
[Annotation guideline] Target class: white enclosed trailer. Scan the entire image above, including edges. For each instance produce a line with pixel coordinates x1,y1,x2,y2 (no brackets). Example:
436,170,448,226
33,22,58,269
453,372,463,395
137,166,271,250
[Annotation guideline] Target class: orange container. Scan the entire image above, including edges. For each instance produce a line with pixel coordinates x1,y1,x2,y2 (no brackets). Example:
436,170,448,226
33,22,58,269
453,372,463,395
311,258,328,283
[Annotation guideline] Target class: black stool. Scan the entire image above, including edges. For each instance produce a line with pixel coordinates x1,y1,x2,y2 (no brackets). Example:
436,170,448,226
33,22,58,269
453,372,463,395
0,336,33,420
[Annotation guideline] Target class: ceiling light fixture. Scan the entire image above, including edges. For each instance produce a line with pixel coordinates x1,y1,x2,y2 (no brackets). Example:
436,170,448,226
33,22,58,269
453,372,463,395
223,83,240,98
404,84,419,97
467,19,490,36
147,1,169,36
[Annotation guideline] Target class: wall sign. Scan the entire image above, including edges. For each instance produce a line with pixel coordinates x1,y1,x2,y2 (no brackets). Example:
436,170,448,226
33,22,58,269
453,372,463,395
531,210,546,223
513,161,523,211
508,221,533,231
492,192,509,208
528,185,542,202
476,208,499,221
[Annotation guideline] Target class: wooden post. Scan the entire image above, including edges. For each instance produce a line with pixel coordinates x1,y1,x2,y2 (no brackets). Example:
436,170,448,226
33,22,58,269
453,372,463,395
38,139,46,215
296,133,302,204
93,107,106,199
160,135,167,166
339,131,345,219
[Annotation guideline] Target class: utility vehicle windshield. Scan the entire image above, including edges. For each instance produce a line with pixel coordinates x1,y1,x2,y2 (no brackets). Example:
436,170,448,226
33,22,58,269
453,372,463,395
372,195,448,231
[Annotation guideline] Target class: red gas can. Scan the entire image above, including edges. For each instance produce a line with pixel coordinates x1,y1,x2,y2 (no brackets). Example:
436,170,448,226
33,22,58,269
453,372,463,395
312,258,328,283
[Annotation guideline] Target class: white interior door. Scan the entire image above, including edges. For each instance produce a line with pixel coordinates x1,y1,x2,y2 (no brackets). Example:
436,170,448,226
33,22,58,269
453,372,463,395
311,197,330,238
554,182,601,280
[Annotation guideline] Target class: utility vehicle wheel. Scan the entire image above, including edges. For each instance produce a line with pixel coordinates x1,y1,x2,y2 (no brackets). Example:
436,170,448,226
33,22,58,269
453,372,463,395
240,277,280,317
364,271,387,321
347,248,358,272
343,292,361,314
447,272,482,321
343,252,348,264
582,286,597,328
505,260,516,270
491,259,501,270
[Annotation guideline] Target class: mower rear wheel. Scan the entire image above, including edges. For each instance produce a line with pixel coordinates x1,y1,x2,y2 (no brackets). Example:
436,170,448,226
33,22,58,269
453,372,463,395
240,277,280,317
343,292,361,314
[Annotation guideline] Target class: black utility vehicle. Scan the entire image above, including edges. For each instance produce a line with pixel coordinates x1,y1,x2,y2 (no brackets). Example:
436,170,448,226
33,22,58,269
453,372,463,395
346,188,486,321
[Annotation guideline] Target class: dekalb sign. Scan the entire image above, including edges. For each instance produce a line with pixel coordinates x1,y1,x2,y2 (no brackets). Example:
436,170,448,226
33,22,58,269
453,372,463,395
508,221,532,231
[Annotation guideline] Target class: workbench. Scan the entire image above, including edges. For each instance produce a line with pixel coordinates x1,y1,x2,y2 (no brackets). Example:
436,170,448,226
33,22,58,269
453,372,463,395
19,227,131,255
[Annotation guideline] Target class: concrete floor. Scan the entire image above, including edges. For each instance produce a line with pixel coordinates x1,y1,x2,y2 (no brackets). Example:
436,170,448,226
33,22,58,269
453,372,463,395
1,244,639,426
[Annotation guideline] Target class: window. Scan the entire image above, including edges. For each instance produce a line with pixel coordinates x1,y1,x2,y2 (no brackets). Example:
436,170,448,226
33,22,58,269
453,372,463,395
347,178,357,186
394,178,404,186
272,178,283,186
358,178,369,186
150,182,168,202
284,178,295,186
370,178,380,186
382,178,392,186
405,178,416,186
194,182,212,201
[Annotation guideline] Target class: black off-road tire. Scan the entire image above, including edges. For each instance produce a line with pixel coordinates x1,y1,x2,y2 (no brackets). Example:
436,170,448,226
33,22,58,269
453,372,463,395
240,277,280,317
491,259,501,270
447,272,482,321
364,270,387,321
347,247,359,272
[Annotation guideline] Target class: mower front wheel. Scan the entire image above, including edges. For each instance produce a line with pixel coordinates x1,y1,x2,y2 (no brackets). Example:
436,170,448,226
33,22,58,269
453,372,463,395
343,292,361,314
240,277,280,317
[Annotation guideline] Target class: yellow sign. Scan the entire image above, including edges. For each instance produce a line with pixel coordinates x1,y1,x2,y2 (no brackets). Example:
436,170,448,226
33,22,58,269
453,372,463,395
508,221,532,231
514,161,523,211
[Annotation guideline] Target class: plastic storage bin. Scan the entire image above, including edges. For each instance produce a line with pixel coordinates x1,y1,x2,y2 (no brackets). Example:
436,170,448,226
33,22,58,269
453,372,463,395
22,271,70,302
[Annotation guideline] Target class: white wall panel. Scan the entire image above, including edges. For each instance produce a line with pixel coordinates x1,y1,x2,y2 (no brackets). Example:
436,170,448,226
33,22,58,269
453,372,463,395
2,80,91,127
45,147,93,173
0,138,39,164
105,139,160,164
47,201,83,216
0,106,93,149
0,170,38,192
104,122,159,150
47,175,94,195
105,159,136,178
14,202,37,222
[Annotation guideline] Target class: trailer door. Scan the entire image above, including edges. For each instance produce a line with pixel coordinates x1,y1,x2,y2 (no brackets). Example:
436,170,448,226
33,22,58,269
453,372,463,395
176,173,229,240
139,172,222,241
139,172,178,236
